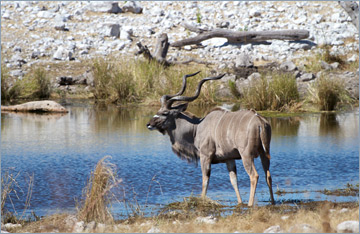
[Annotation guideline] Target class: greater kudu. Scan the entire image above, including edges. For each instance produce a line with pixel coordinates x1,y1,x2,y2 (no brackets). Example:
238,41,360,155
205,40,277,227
147,71,275,206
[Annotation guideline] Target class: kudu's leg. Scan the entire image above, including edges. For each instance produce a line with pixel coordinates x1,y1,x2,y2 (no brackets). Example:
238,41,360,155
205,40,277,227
226,160,242,204
242,156,259,206
200,156,211,199
260,151,275,205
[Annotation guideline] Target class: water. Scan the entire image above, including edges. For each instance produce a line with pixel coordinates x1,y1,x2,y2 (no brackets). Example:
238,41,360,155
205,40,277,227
1,101,359,219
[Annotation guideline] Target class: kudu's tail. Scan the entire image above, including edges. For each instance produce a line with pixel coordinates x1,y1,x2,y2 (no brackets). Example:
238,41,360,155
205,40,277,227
259,118,272,160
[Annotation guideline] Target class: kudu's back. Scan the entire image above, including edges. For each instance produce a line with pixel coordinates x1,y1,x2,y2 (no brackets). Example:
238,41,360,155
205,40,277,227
196,108,271,162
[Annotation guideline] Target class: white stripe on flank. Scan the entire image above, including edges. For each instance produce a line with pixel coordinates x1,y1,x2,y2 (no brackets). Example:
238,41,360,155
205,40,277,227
215,111,227,143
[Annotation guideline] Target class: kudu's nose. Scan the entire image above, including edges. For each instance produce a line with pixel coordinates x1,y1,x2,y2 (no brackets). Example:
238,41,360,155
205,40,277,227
146,123,154,130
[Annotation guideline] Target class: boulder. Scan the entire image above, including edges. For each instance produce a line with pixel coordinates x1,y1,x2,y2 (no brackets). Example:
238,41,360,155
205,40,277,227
195,215,217,224
337,221,359,233
299,73,315,82
248,72,261,81
53,46,74,60
263,225,284,233
1,101,68,113
235,53,254,68
147,226,161,233
72,221,85,233
288,224,319,233
280,61,297,71
3,223,22,231
84,221,95,233
122,1,143,14
87,2,122,14
101,23,120,38
321,61,332,70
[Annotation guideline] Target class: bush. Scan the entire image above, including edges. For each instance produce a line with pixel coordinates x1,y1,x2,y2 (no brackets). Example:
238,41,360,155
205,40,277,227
242,72,299,111
10,68,52,100
78,156,121,224
1,64,10,101
307,75,351,111
228,80,241,99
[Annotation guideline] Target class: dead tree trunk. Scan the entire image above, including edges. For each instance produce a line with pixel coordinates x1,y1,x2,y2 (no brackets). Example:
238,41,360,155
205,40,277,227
339,1,359,31
135,33,212,66
171,23,309,47
154,33,170,64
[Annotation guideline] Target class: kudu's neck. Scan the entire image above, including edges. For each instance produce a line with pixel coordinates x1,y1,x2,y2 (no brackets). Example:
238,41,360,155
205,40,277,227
166,112,201,163
167,112,201,144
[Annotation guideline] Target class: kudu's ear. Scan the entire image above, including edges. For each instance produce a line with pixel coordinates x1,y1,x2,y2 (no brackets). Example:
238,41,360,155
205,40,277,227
172,103,188,112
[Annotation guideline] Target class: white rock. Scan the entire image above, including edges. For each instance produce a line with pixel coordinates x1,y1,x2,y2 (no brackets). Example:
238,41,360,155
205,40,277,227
64,215,78,229
149,6,165,16
2,11,11,19
288,223,319,233
84,221,96,232
122,1,143,14
281,215,289,220
72,221,85,233
348,54,358,62
263,225,283,233
184,45,192,51
4,223,22,231
147,226,161,233
337,221,359,233
87,2,122,13
101,23,120,38
280,61,297,71
248,72,261,81
37,11,54,18
95,223,106,232
202,38,228,47
53,46,73,60
249,8,261,17
195,216,217,224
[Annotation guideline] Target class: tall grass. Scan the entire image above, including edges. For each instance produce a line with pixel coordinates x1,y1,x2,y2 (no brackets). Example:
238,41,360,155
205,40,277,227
307,75,351,111
1,170,34,224
91,58,219,105
78,156,122,224
242,72,299,111
1,64,10,101
9,68,52,100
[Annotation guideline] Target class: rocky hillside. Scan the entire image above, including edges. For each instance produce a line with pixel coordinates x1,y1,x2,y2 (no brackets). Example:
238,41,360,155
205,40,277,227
1,1,359,99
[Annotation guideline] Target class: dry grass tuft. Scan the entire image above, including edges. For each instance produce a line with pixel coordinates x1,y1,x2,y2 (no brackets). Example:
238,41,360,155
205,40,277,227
307,75,352,111
242,72,299,111
77,156,121,224
163,195,224,216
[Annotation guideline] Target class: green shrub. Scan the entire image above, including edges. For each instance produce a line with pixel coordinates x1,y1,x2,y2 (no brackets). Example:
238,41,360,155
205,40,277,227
196,8,202,24
1,64,10,101
92,59,114,100
242,72,299,111
112,69,136,103
228,80,241,99
307,75,351,111
33,68,52,98
7,68,52,100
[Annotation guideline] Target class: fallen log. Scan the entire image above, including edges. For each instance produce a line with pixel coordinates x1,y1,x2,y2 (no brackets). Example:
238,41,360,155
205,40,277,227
1,100,68,113
171,23,310,47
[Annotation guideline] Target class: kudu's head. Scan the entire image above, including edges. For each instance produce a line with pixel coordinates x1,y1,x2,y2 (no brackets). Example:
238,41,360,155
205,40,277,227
147,71,225,134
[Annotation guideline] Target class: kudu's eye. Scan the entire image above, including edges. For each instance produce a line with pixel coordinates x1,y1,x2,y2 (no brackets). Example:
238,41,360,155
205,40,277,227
162,111,169,116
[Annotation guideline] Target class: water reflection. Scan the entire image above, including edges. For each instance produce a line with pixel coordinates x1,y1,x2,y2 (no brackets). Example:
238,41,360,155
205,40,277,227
319,113,340,136
269,117,301,136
